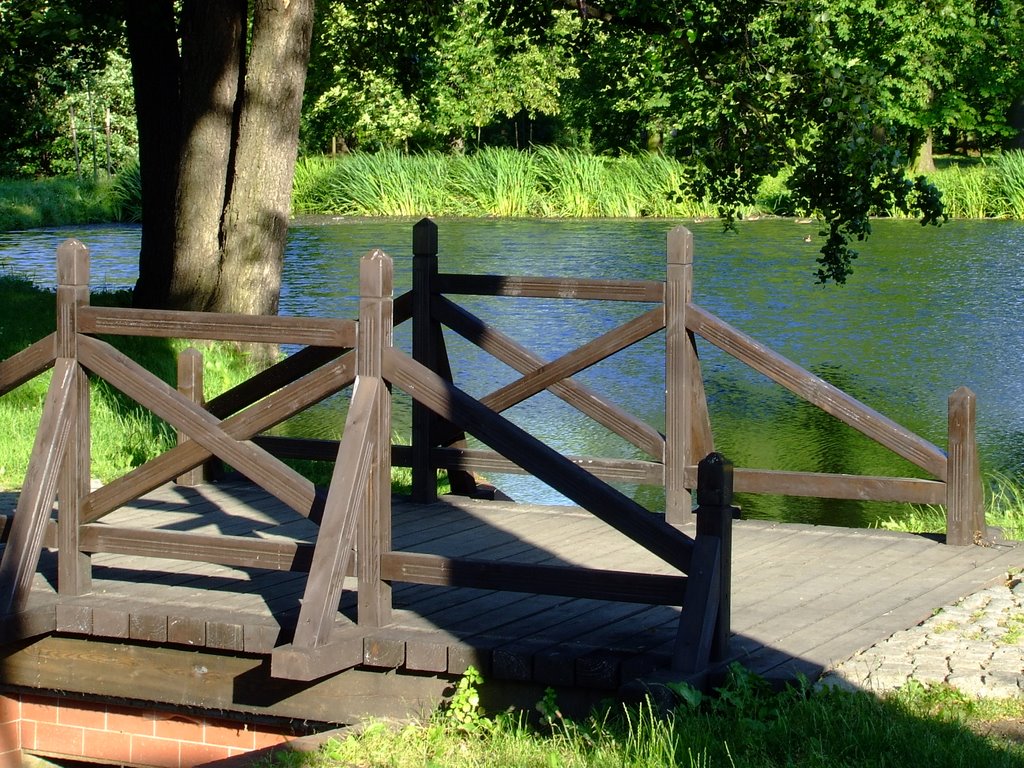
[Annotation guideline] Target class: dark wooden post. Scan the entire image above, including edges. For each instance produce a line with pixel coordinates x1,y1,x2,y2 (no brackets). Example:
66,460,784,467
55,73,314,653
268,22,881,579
666,227,694,524
673,452,735,673
56,238,92,596
411,218,478,499
411,218,439,503
176,348,206,486
946,387,986,545
358,249,393,626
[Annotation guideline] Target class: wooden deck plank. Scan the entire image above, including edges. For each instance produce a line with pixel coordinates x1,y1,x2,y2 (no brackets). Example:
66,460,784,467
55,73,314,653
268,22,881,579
4,482,1021,696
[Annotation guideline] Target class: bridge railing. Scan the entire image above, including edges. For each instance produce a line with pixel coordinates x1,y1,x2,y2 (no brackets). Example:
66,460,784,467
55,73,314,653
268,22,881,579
0,221,987,683
402,219,985,545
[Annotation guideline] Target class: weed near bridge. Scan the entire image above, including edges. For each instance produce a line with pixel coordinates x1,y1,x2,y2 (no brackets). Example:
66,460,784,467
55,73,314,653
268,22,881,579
262,664,1024,768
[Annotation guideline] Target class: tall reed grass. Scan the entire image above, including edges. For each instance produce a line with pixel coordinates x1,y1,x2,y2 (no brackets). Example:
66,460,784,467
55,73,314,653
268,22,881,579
290,148,1024,223
291,148,723,219
41,149,1024,229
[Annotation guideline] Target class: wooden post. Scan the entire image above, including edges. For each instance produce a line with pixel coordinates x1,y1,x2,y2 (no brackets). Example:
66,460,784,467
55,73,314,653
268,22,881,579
946,387,985,545
411,218,439,503
357,249,393,626
665,227,694,524
55,238,92,596
411,218,477,499
673,452,735,673
176,348,206,486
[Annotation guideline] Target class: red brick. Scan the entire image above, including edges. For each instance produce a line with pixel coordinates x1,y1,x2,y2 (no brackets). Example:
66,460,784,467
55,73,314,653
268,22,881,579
253,730,291,750
0,721,19,754
57,700,107,729
33,722,84,757
203,720,255,750
0,747,24,768
108,706,156,736
20,696,58,725
19,720,36,751
0,695,20,724
83,728,133,765
155,714,206,744
131,735,181,768
181,742,232,767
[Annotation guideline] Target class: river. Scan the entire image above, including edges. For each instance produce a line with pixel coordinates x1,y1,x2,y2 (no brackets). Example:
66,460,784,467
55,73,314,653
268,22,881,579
3,217,1022,527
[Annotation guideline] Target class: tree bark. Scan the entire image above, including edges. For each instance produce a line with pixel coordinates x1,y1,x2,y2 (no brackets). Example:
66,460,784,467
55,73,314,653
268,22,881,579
913,128,936,174
125,1,182,309
167,0,248,311
214,0,315,316
128,0,314,317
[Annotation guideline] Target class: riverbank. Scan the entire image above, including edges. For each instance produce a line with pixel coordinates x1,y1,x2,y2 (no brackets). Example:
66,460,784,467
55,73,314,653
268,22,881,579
5,150,1024,235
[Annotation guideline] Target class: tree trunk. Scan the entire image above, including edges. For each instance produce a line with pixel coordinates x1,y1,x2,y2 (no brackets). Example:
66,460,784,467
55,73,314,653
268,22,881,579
128,0,314,317
167,0,247,311
913,128,936,174
125,1,182,309
214,0,315,316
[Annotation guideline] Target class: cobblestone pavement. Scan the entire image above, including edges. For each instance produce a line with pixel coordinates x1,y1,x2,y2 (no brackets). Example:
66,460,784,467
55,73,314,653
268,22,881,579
819,569,1024,698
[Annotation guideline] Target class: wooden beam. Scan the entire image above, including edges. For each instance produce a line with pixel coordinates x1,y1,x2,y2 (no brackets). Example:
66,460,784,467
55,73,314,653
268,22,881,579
436,274,664,302
381,552,687,605
0,333,56,396
291,377,380,650
356,250,393,627
78,334,321,519
78,525,317,572
686,303,948,479
946,387,985,545
395,445,665,485
0,358,76,614
433,296,665,460
666,226,694,524
78,306,356,347
383,348,694,573
85,353,354,523
681,467,948,505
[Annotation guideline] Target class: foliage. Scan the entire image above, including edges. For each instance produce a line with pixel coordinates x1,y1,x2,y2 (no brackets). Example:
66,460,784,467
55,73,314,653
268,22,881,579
262,666,1024,768
878,470,1024,540
0,1,127,177
435,666,492,734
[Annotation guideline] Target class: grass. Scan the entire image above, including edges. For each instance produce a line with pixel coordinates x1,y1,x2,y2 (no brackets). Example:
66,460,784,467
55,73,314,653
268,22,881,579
260,664,1024,768
290,147,735,219
0,176,120,231
878,470,1024,541
18,150,1024,231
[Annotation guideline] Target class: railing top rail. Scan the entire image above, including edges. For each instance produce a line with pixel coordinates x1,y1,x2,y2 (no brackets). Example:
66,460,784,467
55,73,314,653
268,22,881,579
685,301,948,479
79,306,356,347
435,273,665,302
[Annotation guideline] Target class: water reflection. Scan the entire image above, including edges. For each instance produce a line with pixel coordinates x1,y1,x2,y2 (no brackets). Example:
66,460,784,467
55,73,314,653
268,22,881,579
3,217,1023,526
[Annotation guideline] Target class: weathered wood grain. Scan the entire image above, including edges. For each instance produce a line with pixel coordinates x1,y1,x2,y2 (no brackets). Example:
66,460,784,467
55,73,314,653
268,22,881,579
0,333,56,396
0,358,76,614
78,305,355,347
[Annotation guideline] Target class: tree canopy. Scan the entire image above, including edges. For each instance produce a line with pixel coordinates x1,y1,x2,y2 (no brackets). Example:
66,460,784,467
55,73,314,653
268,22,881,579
4,0,1024,301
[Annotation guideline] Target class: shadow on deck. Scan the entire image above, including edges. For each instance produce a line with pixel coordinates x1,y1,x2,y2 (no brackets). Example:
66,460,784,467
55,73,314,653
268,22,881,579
0,482,1018,725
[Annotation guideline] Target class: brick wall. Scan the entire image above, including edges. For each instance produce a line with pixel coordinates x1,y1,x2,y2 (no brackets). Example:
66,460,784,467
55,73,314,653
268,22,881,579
0,693,296,767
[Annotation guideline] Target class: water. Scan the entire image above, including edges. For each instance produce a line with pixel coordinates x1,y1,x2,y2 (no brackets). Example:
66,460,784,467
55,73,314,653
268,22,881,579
3,217,1023,526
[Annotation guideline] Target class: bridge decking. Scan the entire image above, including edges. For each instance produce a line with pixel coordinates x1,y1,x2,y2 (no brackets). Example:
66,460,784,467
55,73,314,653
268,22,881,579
2,481,1020,693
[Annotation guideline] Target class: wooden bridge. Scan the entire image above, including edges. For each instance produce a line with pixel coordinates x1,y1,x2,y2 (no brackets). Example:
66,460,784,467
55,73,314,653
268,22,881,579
0,220,1017,761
